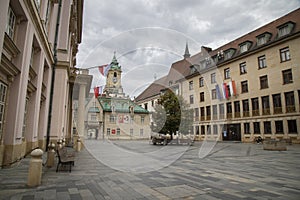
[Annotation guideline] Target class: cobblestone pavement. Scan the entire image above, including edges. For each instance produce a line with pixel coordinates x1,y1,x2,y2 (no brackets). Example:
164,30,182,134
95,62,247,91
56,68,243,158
0,141,300,200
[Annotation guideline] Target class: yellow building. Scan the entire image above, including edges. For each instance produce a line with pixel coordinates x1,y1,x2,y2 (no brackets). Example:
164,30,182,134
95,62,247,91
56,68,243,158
181,8,300,143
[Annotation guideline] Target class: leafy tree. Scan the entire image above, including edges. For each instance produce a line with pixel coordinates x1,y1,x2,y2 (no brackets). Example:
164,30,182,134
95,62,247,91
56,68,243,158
151,89,193,135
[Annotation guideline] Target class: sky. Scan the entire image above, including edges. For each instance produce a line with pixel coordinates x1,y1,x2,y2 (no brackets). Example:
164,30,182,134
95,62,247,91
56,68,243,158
76,0,300,98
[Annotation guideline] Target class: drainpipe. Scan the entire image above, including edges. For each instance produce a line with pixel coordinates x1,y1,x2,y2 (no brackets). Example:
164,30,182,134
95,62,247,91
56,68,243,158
46,0,62,151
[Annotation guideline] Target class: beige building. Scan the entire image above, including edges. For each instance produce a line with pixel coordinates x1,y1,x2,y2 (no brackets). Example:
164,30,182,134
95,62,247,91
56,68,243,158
181,8,300,143
0,0,88,167
85,54,151,139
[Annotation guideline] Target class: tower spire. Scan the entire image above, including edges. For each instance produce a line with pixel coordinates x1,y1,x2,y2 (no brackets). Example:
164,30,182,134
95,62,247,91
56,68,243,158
183,42,190,59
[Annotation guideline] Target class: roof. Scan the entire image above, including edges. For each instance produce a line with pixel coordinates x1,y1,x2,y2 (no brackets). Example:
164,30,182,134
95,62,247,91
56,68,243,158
98,96,149,114
88,107,100,113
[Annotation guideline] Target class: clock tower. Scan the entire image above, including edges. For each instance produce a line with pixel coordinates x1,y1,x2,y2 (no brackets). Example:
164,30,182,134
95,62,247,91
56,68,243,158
104,53,125,98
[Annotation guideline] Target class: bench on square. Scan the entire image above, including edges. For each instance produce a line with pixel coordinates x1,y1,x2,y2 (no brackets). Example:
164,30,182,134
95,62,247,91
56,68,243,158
56,147,75,172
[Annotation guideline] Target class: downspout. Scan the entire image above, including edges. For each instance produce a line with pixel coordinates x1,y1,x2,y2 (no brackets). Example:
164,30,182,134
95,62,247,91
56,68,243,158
46,0,62,151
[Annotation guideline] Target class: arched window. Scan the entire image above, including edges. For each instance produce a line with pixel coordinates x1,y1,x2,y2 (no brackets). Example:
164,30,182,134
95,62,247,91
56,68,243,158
114,72,117,77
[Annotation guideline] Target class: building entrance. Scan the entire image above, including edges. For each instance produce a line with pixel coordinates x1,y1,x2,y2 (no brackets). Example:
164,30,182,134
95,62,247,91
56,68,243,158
222,123,241,141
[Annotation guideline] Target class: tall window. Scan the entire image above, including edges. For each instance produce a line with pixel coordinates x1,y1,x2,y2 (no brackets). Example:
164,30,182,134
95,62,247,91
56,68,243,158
189,95,194,104
211,89,217,100
110,115,116,123
262,96,270,115
6,6,16,39
244,123,250,134
254,122,260,134
272,94,282,114
219,104,224,119
117,128,121,135
213,125,218,135
275,121,283,134
234,101,240,118
199,77,204,87
280,47,290,62
141,116,145,124
189,81,194,90
240,62,247,74
200,92,205,102
212,105,218,120
140,129,144,136
211,73,216,84
258,55,267,69
282,69,293,84
288,120,297,133
107,128,111,135
264,121,271,134
200,107,205,121
224,68,230,79
0,82,7,139
260,75,268,89
242,99,249,117
90,114,97,121
144,103,148,110
226,102,232,119
285,91,295,113
241,81,248,93
201,125,205,135
206,106,211,120
251,98,259,116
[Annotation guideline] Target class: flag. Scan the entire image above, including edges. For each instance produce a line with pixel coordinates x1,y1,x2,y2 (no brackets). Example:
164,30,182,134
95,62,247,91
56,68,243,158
223,83,229,99
215,84,222,100
232,80,237,96
229,81,234,97
99,86,103,95
94,87,99,98
98,64,111,76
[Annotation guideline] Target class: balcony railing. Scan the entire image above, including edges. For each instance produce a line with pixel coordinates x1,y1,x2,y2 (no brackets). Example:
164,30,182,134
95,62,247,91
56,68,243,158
194,117,199,122
234,112,241,118
206,115,211,121
273,107,282,114
286,105,296,113
219,114,224,119
243,111,250,117
212,115,218,120
226,113,232,119
252,110,260,116
262,108,270,115
200,116,205,121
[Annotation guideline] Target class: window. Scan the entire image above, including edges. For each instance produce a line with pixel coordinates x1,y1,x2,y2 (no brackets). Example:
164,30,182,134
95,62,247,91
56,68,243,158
260,75,268,89
211,73,216,84
200,92,204,102
224,68,230,79
109,115,116,123
144,103,148,110
189,81,193,90
211,89,217,100
224,49,235,60
288,120,297,133
141,116,145,124
234,101,240,117
0,82,7,138
240,43,248,53
278,22,294,37
130,128,133,136
194,108,199,121
262,96,270,115
272,94,282,114
207,125,211,135
22,98,29,137
252,98,259,116
151,100,154,107
199,77,204,87
201,125,205,135
117,128,121,135
282,69,293,84
212,105,218,119
200,107,205,121
6,6,16,39
219,104,224,119
90,114,97,121
257,35,267,46
140,129,144,136
264,121,271,134
285,91,295,113
226,102,232,114
275,121,283,134
130,116,134,123
107,128,111,135
280,47,290,62
258,55,267,69
254,122,260,134
244,123,250,134
240,62,247,74
242,99,249,117
189,95,194,104
206,106,211,120
241,81,248,93
213,125,218,135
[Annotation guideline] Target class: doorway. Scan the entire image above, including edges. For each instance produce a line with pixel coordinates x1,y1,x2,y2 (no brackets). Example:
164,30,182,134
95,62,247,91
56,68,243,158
222,123,241,141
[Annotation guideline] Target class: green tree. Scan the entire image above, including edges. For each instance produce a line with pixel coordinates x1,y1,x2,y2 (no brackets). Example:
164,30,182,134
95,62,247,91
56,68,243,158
152,89,193,135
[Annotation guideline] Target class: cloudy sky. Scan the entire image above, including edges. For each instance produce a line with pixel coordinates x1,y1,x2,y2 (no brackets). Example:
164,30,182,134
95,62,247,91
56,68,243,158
76,0,300,98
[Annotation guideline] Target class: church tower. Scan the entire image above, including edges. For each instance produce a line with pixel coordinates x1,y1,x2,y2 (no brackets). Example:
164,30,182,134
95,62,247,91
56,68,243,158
183,42,190,59
104,53,125,98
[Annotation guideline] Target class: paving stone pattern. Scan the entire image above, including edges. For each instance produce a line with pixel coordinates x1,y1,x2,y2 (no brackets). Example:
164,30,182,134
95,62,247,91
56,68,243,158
0,141,300,200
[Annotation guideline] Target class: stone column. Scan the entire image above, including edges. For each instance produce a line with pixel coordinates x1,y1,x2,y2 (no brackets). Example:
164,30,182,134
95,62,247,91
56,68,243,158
77,83,86,137
27,149,43,187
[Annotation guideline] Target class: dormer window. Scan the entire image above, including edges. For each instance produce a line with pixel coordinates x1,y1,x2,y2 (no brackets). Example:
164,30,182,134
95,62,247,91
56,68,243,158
256,32,272,46
224,48,236,60
278,21,295,38
239,41,252,53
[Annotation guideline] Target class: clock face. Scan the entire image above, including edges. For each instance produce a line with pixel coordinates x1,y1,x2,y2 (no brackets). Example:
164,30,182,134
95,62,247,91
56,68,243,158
113,77,117,83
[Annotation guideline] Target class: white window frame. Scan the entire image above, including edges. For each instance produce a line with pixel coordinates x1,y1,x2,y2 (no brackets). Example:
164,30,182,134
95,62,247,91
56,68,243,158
0,82,8,139
6,6,16,39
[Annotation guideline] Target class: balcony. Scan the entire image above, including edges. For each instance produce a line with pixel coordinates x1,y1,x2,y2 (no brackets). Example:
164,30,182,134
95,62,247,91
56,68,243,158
252,110,260,116
212,115,218,120
194,117,199,122
226,113,232,119
200,116,205,121
234,112,241,118
262,108,270,115
219,114,225,119
273,107,282,114
243,111,250,117
286,105,296,113
206,115,211,121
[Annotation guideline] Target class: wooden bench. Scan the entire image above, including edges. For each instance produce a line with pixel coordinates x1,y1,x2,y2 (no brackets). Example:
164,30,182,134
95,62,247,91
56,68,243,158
56,148,75,172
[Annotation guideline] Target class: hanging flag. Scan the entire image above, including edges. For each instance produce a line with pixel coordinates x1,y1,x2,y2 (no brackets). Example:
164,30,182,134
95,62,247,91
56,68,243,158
229,81,234,97
98,64,111,76
222,83,227,99
94,87,99,98
215,84,222,100
232,80,237,96
223,83,229,99
99,86,103,95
